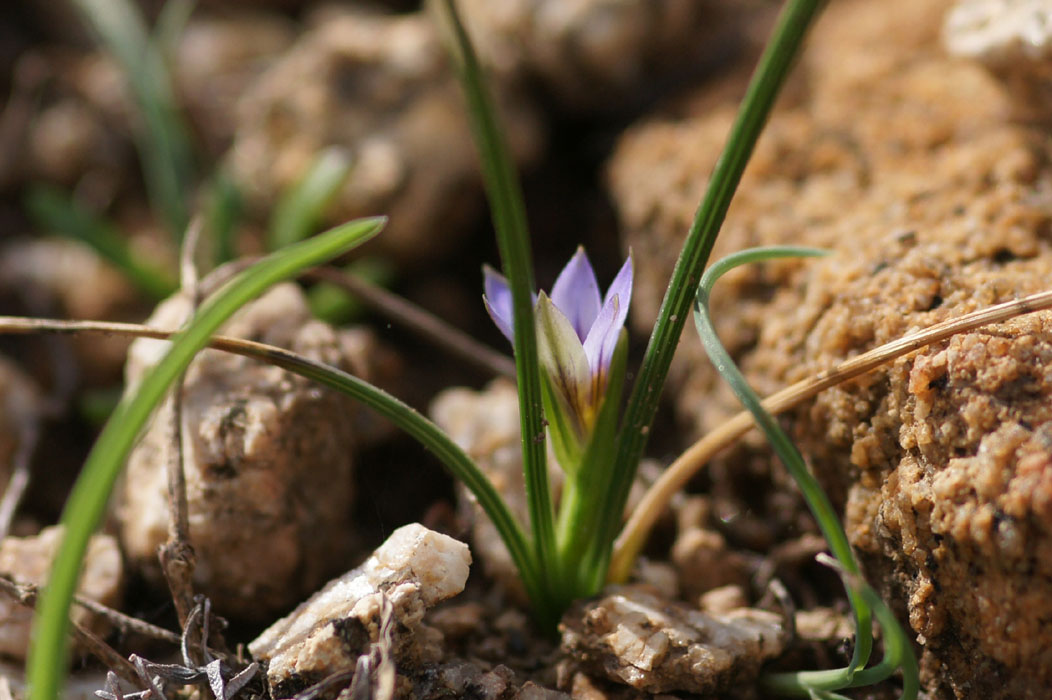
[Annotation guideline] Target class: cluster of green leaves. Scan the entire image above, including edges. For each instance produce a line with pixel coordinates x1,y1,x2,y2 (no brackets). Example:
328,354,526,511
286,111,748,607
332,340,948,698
27,0,918,698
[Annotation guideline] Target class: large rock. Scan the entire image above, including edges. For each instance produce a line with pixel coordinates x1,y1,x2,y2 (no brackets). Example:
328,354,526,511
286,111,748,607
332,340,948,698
228,7,543,264
608,0,1052,695
117,276,376,620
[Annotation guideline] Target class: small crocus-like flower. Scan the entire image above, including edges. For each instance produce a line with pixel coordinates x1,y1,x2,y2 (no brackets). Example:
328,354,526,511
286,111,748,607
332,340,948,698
483,247,632,446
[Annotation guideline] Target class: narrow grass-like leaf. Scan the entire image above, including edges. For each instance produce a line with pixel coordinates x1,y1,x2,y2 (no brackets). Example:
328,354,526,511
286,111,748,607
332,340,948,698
27,217,384,700
693,246,920,693
71,0,194,237
431,0,556,610
25,185,177,299
595,0,825,579
268,147,354,250
203,172,243,265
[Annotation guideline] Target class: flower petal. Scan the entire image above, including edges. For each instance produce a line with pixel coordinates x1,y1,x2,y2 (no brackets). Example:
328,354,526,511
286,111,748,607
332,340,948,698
583,253,633,377
536,292,592,419
550,246,602,342
483,265,515,343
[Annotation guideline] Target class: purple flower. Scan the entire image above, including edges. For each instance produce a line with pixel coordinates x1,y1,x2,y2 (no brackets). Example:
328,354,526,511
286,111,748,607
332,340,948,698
484,247,632,432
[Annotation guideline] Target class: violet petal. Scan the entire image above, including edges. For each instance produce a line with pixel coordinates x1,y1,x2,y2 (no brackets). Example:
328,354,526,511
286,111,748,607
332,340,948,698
483,265,515,343
583,254,633,375
550,247,602,341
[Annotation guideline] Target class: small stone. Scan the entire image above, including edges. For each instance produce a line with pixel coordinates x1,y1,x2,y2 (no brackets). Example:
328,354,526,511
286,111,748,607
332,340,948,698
0,526,122,661
249,523,470,696
560,585,788,695
944,0,1052,119
699,584,748,614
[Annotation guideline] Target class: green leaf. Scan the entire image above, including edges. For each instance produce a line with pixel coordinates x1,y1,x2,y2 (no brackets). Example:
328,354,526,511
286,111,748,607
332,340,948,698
431,0,556,619
27,216,385,700
598,0,825,599
268,146,354,250
25,185,178,299
556,329,628,597
71,0,195,238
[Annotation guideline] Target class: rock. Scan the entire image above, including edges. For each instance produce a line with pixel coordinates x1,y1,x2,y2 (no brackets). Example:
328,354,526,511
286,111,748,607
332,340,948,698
560,584,788,695
458,0,740,114
117,276,375,620
0,238,142,383
0,526,122,661
248,523,471,697
943,0,1052,120
608,0,1052,694
174,12,295,156
228,7,543,263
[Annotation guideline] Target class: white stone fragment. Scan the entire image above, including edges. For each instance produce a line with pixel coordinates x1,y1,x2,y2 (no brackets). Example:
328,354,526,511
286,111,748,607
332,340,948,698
944,0,1052,117
561,585,788,695
249,524,470,695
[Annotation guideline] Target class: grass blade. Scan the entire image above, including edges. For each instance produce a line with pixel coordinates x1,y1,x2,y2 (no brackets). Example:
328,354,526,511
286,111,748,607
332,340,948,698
27,217,384,700
595,0,825,583
25,185,178,299
431,0,556,610
695,246,887,689
268,147,354,250
70,0,195,238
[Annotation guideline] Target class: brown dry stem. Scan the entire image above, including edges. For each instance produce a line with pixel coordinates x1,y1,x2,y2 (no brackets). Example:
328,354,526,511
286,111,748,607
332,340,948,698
0,574,142,687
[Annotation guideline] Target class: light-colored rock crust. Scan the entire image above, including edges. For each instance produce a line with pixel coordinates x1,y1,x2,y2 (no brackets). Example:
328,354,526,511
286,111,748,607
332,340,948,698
117,279,368,620
943,0,1052,119
560,584,787,695
249,523,470,697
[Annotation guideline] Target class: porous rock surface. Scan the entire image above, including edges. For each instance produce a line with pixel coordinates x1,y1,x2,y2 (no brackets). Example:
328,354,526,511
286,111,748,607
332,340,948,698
608,0,1052,695
560,584,788,695
117,277,374,620
228,7,543,263
0,526,122,661
248,523,470,697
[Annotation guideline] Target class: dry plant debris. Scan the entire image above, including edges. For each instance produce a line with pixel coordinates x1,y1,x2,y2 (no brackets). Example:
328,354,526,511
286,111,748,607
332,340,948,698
0,526,122,662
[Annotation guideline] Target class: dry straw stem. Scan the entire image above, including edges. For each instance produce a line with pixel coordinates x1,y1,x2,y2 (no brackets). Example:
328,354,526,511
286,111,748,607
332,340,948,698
609,287,1052,582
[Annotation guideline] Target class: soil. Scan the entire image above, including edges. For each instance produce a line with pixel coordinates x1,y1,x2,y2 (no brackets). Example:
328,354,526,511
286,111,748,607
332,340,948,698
0,0,1049,698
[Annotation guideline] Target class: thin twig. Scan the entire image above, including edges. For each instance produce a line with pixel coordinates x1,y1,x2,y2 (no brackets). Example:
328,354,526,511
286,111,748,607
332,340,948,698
305,267,516,379
0,574,143,687
608,288,1052,581
0,420,38,542
160,217,203,629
